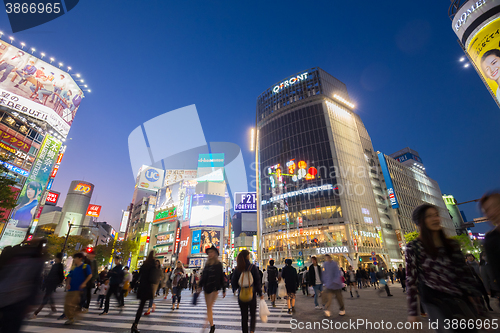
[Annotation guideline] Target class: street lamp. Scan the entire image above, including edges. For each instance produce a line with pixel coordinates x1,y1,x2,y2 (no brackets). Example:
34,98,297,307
61,222,98,255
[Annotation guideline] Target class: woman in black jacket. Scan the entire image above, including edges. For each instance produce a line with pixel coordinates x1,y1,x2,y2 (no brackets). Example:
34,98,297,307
198,246,226,333
131,251,158,333
231,250,263,333
281,258,298,314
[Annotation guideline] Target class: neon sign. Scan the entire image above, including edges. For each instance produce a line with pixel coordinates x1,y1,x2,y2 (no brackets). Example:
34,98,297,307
272,72,308,94
268,159,318,183
154,207,176,222
261,184,334,205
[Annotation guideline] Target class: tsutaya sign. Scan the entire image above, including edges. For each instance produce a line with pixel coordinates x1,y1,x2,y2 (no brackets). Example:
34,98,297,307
272,72,308,93
316,246,349,255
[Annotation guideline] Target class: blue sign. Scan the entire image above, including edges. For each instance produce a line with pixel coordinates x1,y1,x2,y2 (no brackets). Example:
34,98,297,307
234,192,257,212
0,160,29,177
298,251,302,256
394,152,423,164
145,168,160,182
46,178,54,190
189,258,203,267
197,153,225,168
191,230,201,254
377,153,400,209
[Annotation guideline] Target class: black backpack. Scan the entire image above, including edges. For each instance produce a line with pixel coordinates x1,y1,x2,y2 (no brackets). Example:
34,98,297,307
267,266,277,282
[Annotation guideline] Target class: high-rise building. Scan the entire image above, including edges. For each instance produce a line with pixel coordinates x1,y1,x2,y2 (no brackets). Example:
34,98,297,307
377,149,456,238
256,68,398,269
443,194,468,235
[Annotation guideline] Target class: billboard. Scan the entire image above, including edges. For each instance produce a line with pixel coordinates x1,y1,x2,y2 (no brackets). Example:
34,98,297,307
45,190,60,206
191,229,201,254
200,229,221,253
164,169,197,186
234,192,257,212
120,210,130,233
178,226,191,264
377,153,400,209
452,1,500,107
86,204,102,217
0,40,85,138
189,194,224,228
0,134,61,247
137,166,164,191
68,181,94,198
155,182,181,211
197,153,224,182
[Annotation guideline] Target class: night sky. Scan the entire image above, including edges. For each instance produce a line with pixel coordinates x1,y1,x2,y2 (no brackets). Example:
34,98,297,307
0,1,498,233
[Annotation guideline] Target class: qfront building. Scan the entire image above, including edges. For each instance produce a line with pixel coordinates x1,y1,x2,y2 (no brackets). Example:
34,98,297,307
256,68,400,269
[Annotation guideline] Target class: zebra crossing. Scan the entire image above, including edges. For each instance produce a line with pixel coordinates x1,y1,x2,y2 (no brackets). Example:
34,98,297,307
21,290,292,333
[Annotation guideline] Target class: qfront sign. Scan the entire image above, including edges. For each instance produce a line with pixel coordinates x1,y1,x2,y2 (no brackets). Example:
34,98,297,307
316,246,349,255
273,72,308,94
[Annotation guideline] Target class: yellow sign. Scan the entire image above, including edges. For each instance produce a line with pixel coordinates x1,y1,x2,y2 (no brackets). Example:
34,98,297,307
467,17,500,104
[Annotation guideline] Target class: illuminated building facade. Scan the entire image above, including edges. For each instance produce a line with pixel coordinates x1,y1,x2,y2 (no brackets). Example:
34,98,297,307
257,68,398,269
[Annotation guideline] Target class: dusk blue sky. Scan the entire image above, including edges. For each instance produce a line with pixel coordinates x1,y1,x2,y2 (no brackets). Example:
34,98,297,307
0,1,498,233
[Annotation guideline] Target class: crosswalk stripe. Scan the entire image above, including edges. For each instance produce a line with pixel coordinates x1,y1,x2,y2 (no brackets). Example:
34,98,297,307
22,291,293,333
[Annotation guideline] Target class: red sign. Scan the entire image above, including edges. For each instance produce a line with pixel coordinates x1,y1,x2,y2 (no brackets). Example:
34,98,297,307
146,236,150,244
56,153,64,164
0,128,30,153
45,191,59,206
86,205,102,217
50,165,59,178
35,206,43,219
173,227,181,253
178,226,190,264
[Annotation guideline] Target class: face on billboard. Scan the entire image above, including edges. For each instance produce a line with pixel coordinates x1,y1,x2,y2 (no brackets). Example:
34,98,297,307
467,17,500,105
0,135,61,248
0,40,84,138
155,182,181,211
200,229,221,252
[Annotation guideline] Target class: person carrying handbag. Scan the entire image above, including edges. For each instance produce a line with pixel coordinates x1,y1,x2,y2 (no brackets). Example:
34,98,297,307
406,204,483,332
231,250,263,333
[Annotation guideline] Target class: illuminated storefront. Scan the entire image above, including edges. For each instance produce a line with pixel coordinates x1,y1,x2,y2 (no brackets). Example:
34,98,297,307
257,68,397,269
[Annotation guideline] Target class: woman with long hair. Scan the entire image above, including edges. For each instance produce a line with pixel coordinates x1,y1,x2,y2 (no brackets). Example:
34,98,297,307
231,250,263,333
406,204,482,331
12,181,42,228
170,260,185,310
131,251,157,333
198,245,226,333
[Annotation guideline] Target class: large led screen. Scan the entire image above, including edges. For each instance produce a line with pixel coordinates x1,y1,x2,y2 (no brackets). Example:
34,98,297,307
189,194,224,228
155,182,181,211
0,40,84,137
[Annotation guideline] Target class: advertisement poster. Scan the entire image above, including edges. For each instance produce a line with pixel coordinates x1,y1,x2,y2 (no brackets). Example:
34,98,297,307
0,40,84,137
164,169,197,186
191,229,201,254
467,16,500,105
155,182,181,211
197,153,224,182
86,204,102,217
200,229,221,253
137,166,164,192
189,194,225,228
178,226,190,264
0,135,61,248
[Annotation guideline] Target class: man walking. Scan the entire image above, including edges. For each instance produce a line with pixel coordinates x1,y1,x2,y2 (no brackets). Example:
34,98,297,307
308,256,323,309
267,259,278,307
321,254,345,317
32,252,65,318
100,256,124,315
481,192,500,304
64,253,92,325
397,264,406,292
82,249,98,312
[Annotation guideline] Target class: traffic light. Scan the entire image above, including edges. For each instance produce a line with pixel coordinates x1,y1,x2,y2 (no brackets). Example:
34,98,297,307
359,257,362,262
297,258,303,266
86,246,94,253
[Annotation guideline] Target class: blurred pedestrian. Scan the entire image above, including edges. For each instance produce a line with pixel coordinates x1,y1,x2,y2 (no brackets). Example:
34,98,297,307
406,204,482,330
131,251,157,333
282,258,298,314
321,254,345,317
100,256,124,315
466,254,494,311
481,192,500,297
122,266,132,298
0,238,46,333
170,260,185,310
232,249,263,333
480,251,499,300
63,252,92,325
397,264,406,292
97,279,109,309
308,256,323,308
346,265,359,298
32,252,65,318
266,259,278,307
144,260,162,315
198,245,226,333
81,248,98,312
